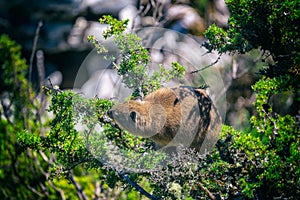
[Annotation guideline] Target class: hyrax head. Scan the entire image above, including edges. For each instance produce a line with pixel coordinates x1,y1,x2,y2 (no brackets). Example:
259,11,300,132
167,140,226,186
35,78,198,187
107,98,167,138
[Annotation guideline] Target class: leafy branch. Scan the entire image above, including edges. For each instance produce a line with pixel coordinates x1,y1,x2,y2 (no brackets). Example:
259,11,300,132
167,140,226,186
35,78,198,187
88,15,185,98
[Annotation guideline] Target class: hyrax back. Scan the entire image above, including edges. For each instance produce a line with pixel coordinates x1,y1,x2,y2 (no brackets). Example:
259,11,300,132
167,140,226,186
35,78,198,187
108,86,221,153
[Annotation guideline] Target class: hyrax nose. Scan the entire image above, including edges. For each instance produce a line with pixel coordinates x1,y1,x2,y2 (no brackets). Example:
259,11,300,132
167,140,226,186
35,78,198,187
107,110,114,119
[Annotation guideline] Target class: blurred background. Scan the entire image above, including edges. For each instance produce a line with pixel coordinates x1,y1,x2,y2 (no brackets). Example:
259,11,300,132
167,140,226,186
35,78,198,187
0,0,266,131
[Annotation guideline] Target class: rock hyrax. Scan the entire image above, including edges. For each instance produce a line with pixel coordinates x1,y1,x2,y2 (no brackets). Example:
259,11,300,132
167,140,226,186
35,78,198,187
108,86,222,154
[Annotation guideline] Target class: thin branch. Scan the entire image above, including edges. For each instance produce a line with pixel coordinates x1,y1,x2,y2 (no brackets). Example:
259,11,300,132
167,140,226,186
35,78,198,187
48,180,66,200
95,159,159,199
141,1,152,17
29,21,43,84
36,49,47,135
131,1,146,30
47,77,62,92
35,151,66,200
68,172,88,200
93,181,101,200
152,0,165,25
9,149,44,198
36,49,45,92
26,21,43,131
198,182,216,200
118,171,160,200
190,55,221,74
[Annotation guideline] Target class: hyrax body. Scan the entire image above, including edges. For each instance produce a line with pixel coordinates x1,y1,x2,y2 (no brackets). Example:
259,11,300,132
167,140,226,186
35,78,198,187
108,86,221,154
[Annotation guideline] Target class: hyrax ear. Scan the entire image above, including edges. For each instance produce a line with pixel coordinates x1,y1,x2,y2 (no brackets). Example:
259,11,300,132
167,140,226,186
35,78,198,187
129,111,137,123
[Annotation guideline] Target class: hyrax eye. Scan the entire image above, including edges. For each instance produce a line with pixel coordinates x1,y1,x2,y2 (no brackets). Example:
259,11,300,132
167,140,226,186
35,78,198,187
173,97,179,106
129,111,137,123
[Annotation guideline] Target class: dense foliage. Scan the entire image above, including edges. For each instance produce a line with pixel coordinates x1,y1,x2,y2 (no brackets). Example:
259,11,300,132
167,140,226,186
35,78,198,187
0,34,48,199
204,0,300,79
203,0,300,198
1,0,299,199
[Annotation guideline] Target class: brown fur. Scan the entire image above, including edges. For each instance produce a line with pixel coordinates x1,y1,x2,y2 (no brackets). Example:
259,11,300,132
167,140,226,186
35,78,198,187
108,86,221,153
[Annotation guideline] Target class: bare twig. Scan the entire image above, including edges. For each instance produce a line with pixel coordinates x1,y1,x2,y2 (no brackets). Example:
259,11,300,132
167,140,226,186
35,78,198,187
36,49,46,135
47,180,66,200
29,21,43,84
26,21,43,130
34,151,66,200
198,182,216,200
119,171,160,200
9,149,44,198
68,172,88,200
93,181,101,200
191,55,221,74
36,50,45,92
95,159,159,199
